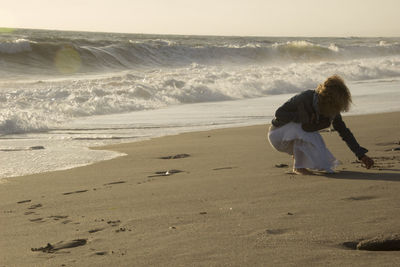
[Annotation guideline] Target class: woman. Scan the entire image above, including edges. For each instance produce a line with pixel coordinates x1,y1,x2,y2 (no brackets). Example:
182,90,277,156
268,75,374,175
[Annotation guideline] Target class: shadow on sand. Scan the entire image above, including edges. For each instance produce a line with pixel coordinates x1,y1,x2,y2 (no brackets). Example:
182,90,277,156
326,170,400,182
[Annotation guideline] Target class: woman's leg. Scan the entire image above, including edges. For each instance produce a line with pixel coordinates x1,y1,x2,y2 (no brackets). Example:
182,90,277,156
268,123,338,174
292,145,314,175
292,136,338,174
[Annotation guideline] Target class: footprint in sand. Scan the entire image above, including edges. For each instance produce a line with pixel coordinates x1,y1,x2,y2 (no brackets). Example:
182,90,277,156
265,229,289,235
62,190,88,195
254,228,291,248
28,204,42,210
342,196,377,201
31,239,87,253
212,166,237,171
159,154,190,159
103,181,126,186
376,141,400,146
107,220,121,227
115,227,129,233
94,251,108,256
88,228,104,234
17,199,32,204
29,218,44,223
148,170,183,178
375,140,400,151
49,215,69,221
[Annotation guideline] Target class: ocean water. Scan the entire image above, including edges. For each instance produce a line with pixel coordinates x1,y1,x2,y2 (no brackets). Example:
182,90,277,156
1,28,400,179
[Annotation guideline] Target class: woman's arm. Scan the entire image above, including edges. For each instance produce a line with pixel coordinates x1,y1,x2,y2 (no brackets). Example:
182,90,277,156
332,114,371,161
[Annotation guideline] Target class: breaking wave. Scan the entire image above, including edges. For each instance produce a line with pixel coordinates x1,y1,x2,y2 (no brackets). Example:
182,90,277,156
1,55,400,135
1,31,400,76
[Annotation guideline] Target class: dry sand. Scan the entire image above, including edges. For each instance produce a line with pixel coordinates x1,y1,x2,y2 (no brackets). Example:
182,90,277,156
1,112,400,266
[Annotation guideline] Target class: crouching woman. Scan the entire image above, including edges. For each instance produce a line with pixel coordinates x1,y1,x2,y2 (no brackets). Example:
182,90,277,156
268,75,374,175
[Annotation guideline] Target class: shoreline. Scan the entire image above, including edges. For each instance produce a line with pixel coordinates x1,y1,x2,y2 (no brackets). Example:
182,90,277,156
1,111,400,266
2,76,400,180
2,109,399,182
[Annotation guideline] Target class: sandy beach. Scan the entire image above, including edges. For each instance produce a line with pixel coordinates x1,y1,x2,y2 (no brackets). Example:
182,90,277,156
1,111,400,266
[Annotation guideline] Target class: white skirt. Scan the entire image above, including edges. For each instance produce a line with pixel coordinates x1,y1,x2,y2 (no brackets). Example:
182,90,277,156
268,122,339,172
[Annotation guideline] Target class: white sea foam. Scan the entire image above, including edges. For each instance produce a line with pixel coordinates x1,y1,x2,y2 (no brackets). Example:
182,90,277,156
1,55,400,135
0,137,124,179
0,111,49,134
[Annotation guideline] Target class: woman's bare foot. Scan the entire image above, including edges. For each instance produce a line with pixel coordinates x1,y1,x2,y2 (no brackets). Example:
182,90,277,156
293,168,314,175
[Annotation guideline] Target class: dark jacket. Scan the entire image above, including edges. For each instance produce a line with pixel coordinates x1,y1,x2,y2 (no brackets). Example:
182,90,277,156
271,90,368,159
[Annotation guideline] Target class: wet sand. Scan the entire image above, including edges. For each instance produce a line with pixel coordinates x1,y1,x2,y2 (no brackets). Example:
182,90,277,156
1,112,400,266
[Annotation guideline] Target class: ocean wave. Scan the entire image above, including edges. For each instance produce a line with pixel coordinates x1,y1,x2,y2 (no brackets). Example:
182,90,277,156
1,55,400,135
0,39,32,54
1,33,400,76
0,110,49,135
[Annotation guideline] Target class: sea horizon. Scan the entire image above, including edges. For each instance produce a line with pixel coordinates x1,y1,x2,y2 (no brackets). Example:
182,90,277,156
3,26,400,39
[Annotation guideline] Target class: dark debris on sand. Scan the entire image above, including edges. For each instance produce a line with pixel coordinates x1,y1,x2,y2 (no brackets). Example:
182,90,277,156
275,163,289,168
103,181,126,186
159,154,190,159
148,169,183,178
357,234,400,251
31,239,87,253
342,234,400,251
62,190,88,195
17,200,31,204
28,204,42,210
212,167,236,171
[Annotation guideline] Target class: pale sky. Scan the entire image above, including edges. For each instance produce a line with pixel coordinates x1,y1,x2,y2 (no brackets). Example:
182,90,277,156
1,0,400,37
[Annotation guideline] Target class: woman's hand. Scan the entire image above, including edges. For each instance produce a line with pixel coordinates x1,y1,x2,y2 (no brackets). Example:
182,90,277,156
361,155,374,169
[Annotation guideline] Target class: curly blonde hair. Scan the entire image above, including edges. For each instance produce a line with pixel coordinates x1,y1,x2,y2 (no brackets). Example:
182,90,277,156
316,75,352,117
